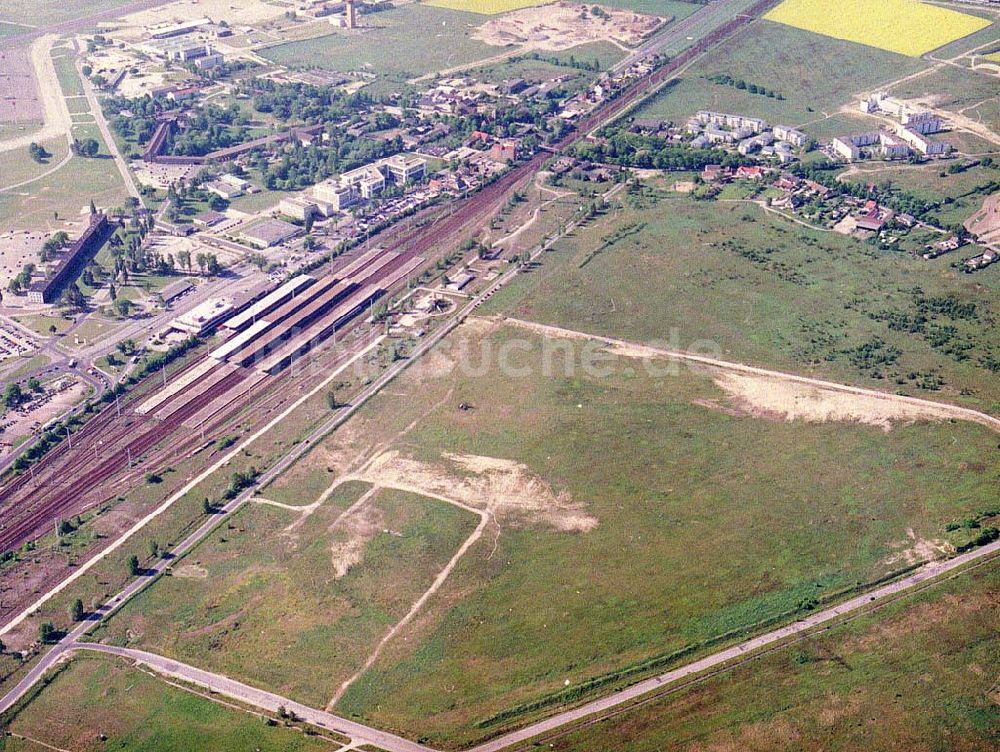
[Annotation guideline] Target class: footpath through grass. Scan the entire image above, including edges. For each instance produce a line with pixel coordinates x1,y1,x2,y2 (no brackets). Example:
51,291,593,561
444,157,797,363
257,319,1000,747
481,195,1000,413
90,483,480,709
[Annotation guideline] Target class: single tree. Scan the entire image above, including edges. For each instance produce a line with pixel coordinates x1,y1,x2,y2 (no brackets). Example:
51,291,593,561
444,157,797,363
127,554,140,576
70,598,85,622
39,622,57,644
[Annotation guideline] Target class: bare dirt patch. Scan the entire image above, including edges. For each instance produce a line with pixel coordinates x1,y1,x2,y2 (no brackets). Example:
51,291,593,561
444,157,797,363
171,564,208,579
330,502,385,578
473,1,664,52
965,191,1000,246
359,449,596,532
881,527,953,568
709,371,958,432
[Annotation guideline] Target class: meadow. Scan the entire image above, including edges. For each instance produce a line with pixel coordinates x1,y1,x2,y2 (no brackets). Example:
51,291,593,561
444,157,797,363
0,135,69,189
482,197,1000,413
90,483,480,709
262,4,502,89
631,21,929,134
549,560,1000,751
1,653,339,751
0,122,125,231
0,21,30,37
764,0,991,57
256,318,1000,746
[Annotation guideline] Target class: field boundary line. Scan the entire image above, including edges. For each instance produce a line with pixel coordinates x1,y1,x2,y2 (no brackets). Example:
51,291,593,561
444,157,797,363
500,317,1000,432
469,537,1000,752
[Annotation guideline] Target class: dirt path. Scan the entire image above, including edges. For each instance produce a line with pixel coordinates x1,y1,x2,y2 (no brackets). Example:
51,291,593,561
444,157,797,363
0,36,72,155
326,479,491,709
501,317,1000,433
407,47,523,85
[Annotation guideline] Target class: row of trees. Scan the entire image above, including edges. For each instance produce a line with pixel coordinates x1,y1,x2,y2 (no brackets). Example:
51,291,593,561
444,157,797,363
575,130,752,171
706,73,785,100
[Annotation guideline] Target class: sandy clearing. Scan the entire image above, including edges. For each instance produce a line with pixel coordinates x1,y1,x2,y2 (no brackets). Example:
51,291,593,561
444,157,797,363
965,191,1000,245
0,36,71,155
711,370,959,432
473,1,664,52
171,563,208,579
358,449,596,533
330,501,384,578
502,317,1000,434
881,534,953,568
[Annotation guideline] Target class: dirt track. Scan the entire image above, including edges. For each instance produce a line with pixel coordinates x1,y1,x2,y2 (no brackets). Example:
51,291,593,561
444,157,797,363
502,317,1000,433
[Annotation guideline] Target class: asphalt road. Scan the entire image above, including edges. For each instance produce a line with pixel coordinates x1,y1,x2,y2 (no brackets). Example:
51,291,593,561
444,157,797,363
73,643,436,752
470,537,1000,752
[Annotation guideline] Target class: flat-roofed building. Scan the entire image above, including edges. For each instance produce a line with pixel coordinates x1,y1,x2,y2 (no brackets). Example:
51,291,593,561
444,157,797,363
171,297,235,335
314,179,358,211
278,196,320,222
240,218,303,249
773,125,808,147
382,153,426,183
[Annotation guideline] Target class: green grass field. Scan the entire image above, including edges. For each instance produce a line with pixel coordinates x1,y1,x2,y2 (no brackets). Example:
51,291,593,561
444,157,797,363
0,122,125,230
244,317,998,747
51,53,84,97
91,483,480,709
549,559,1000,751
596,0,702,17
0,21,31,36
262,4,502,87
2,653,338,752
0,136,68,189
422,0,548,14
632,20,929,133
481,197,1000,412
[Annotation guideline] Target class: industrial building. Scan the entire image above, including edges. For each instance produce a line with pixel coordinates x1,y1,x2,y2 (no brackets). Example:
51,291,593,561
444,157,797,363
240,218,303,249
27,213,116,304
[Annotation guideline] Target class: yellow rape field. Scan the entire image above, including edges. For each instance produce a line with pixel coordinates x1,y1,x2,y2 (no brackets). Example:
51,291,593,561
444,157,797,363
764,0,992,57
422,0,550,14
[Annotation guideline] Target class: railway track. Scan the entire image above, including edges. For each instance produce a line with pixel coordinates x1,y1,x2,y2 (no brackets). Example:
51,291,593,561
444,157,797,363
0,0,778,557
0,369,248,552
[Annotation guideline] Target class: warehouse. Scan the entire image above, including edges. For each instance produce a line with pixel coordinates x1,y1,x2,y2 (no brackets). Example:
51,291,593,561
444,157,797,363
240,218,303,249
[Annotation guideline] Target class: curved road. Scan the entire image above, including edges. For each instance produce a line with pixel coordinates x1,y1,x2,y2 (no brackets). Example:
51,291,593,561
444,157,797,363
72,643,434,752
